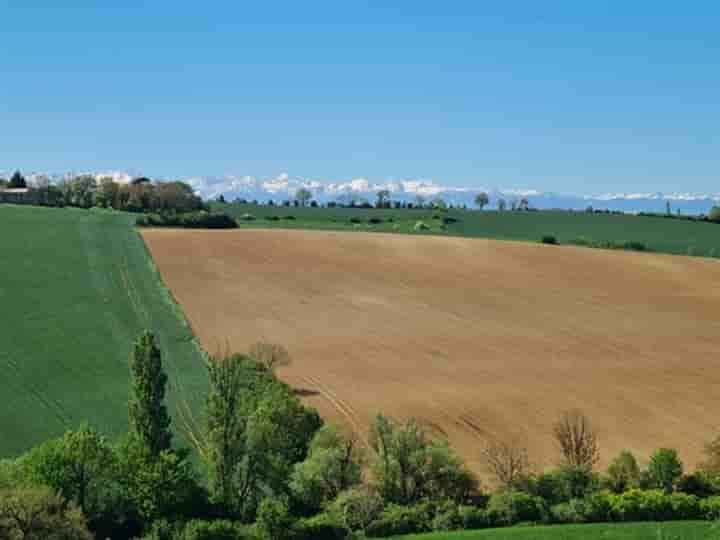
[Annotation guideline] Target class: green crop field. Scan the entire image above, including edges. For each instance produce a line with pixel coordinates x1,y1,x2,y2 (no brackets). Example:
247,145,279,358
215,202,720,258
0,205,207,457
392,521,719,540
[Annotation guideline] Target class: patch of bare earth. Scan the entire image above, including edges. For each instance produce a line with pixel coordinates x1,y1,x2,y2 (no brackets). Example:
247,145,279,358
142,228,720,478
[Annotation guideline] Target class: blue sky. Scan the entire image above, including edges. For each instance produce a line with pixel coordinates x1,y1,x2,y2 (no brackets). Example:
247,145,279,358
1,1,719,194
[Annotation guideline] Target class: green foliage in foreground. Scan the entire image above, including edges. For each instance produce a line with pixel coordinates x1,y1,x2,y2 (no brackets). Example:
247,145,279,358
389,521,718,540
0,205,207,457
214,203,720,257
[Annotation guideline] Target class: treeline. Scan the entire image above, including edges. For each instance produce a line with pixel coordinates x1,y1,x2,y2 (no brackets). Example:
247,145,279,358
0,171,204,214
4,336,720,539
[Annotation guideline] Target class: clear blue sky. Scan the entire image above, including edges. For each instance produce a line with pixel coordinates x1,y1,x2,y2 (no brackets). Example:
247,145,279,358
2,1,718,194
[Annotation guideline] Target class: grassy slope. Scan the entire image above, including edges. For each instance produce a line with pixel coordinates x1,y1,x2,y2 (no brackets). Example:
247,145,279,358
215,203,720,257
0,205,206,457
392,522,718,540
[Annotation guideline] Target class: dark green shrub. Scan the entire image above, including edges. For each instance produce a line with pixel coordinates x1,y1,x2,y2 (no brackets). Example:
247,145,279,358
623,240,646,251
646,448,683,493
541,235,558,245
700,496,720,519
581,490,614,523
669,493,702,520
708,206,720,223
609,489,673,521
677,472,717,498
291,513,346,540
178,519,246,540
265,215,280,221
430,500,486,532
283,215,296,220
368,217,383,224
555,465,601,502
349,217,363,224
256,497,293,540
550,499,586,524
365,503,432,537
485,491,546,526
442,217,459,225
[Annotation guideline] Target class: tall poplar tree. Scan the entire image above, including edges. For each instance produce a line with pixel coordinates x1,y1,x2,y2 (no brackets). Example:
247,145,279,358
128,330,172,457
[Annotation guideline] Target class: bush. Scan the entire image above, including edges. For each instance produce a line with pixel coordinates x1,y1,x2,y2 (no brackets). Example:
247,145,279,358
442,217,459,225
365,503,432,537
646,448,683,493
178,519,247,540
669,493,702,520
609,489,673,521
677,472,717,498
291,513,346,540
541,235,558,245
708,206,720,223
414,221,430,231
265,215,280,221
138,211,238,229
700,495,720,520
550,499,586,524
485,491,546,526
368,217,384,224
349,217,364,224
283,215,296,220
256,497,293,540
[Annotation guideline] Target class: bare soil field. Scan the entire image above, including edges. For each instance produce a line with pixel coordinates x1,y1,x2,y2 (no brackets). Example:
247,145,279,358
142,228,720,478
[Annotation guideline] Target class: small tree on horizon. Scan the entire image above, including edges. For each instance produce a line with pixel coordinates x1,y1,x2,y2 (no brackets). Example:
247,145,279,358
295,188,312,208
376,189,391,208
128,330,172,457
474,192,490,210
8,170,27,189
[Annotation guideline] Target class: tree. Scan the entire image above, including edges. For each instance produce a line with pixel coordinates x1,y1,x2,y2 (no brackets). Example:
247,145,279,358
646,448,683,493
256,497,293,540
290,425,364,511
295,188,312,208
0,487,92,540
249,342,291,372
482,439,530,489
605,450,640,493
23,424,115,520
708,206,720,223
665,200,672,216
129,330,172,457
552,410,599,469
474,192,490,210
370,414,477,505
518,197,530,211
376,190,391,209
414,195,425,208
196,352,321,520
497,198,507,211
700,435,720,477
8,170,27,189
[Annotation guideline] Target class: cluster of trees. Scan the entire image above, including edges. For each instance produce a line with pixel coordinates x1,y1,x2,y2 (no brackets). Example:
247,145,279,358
0,171,28,189
4,337,720,540
0,171,205,214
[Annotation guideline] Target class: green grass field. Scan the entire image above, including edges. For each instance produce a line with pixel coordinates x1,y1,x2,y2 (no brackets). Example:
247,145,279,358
215,203,720,258
0,205,207,457
392,521,719,540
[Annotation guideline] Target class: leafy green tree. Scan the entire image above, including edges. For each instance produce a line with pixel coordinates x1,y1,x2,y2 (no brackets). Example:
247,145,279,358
115,437,201,524
646,448,683,493
709,206,720,223
290,424,364,511
8,170,27,189
0,487,92,540
376,189,391,208
256,497,293,540
295,188,312,208
474,192,489,210
129,330,172,457
370,414,477,505
606,450,640,493
199,353,321,520
23,423,115,520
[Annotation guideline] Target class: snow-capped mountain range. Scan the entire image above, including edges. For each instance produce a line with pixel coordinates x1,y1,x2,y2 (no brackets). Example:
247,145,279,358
4,170,719,214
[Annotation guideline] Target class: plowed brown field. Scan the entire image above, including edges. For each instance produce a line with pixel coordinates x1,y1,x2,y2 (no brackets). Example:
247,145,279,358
142,228,720,477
